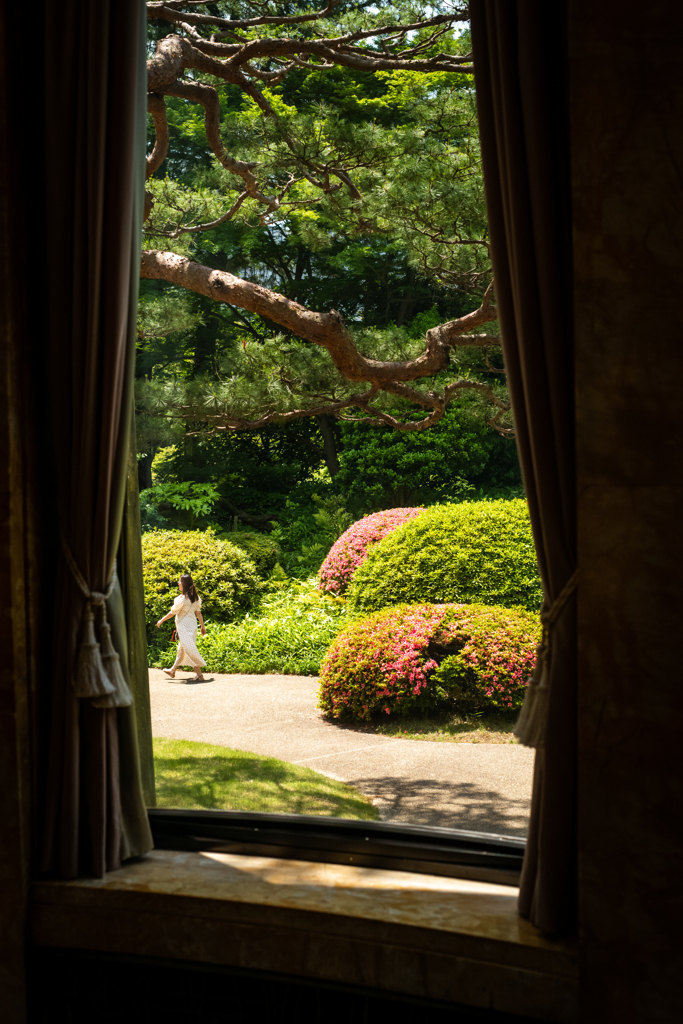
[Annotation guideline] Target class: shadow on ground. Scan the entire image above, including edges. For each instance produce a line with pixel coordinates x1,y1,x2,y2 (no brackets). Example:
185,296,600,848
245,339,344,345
352,775,530,836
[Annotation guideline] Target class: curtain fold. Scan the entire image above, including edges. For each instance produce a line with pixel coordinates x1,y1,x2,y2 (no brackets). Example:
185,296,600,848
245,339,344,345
117,413,157,809
469,1,577,933
41,0,152,878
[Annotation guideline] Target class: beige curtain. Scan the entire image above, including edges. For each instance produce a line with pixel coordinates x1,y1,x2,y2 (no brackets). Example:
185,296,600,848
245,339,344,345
470,1,578,933
40,0,152,877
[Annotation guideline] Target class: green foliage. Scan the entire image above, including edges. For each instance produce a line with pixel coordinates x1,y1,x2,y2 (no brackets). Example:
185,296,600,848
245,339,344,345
137,293,204,340
269,489,354,578
140,421,334,529
140,481,221,530
136,23,524,580
226,531,281,578
191,581,350,676
337,400,522,512
311,493,355,543
318,602,540,722
154,737,378,820
348,499,542,613
139,490,171,532
142,529,264,643
137,22,503,434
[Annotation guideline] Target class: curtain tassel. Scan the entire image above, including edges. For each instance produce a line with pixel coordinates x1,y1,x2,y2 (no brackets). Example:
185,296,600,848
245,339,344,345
62,537,133,708
73,601,116,700
514,570,578,749
91,615,133,708
514,644,549,748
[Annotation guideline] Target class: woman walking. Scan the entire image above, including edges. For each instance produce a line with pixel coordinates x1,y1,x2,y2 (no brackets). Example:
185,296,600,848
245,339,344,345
157,573,207,681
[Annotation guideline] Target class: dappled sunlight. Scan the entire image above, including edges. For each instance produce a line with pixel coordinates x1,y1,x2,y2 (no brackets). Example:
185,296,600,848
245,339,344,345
154,737,378,821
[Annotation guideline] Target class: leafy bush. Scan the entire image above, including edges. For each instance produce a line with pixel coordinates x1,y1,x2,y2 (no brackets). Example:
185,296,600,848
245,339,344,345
227,531,281,578
318,603,540,721
139,491,171,533
270,491,354,578
142,529,264,641
139,481,221,531
198,581,350,675
348,499,542,613
149,579,350,675
318,507,424,595
336,399,523,511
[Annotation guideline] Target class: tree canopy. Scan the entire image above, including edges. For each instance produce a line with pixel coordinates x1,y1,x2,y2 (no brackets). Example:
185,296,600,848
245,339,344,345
138,1,512,441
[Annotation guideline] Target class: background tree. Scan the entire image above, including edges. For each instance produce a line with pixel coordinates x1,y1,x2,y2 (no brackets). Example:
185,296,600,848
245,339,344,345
140,2,509,429
136,2,521,547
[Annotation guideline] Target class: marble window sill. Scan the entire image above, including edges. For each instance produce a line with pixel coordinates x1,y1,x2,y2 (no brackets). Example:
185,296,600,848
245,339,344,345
29,848,578,1022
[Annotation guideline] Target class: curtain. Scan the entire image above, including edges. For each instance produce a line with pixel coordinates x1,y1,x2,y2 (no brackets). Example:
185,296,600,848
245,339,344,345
41,0,152,878
469,2,577,933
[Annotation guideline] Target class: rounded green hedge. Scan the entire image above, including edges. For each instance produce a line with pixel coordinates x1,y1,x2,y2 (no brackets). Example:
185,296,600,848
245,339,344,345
142,529,264,638
318,602,541,721
347,499,542,613
227,532,281,578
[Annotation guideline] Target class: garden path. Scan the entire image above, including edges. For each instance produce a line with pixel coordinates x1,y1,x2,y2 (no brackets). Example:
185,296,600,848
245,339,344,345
149,669,535,837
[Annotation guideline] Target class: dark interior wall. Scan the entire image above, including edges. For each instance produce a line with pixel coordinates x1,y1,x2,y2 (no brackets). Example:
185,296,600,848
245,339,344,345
570,2,683,1020
0,2,47,1020
29,948,539,1024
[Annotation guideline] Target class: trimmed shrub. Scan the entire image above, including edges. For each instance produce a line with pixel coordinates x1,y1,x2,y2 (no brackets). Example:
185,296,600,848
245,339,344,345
142,529,264,638
347,499,542,613
318,603,541,721
228,532,281,578
318,507,424,595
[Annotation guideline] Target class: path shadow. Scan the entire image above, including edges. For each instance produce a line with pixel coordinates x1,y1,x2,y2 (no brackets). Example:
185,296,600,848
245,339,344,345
350,774,530,837
164,676,215,685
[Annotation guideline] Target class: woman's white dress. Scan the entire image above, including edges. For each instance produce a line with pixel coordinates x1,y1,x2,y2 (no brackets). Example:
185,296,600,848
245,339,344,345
173,594,206,669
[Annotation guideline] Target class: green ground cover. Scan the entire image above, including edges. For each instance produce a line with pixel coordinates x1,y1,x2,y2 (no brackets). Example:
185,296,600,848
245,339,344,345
150,579,352,675
153,737,378,819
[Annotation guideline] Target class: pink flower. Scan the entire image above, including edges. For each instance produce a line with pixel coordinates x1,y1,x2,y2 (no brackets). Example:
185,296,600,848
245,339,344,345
319,601,542,722
318,508,424,594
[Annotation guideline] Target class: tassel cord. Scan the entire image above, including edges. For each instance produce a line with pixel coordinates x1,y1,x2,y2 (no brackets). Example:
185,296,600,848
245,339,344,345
61,536,133,708
514,569,578,749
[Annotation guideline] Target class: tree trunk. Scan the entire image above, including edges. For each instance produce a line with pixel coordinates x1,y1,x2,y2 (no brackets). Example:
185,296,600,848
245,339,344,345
315,414,341,477
137,451,153,492
396,268,416,327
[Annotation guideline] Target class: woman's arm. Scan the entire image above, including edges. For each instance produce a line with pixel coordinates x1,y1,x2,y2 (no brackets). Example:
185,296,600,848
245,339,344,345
197,609,206,636
156,610,175,628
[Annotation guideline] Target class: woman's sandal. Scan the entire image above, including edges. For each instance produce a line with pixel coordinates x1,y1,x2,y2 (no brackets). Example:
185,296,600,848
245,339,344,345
193,673,204,681
162,668,176,678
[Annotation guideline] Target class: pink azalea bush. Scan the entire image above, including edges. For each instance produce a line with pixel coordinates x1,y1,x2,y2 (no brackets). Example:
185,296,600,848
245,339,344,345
318,507,424,595
318,603,541,721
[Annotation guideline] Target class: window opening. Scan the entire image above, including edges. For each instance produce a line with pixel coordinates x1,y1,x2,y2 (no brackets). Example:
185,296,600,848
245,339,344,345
138,3,535,862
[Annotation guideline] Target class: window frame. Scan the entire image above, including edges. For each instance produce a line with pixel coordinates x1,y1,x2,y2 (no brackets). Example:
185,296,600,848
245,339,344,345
148,807,525,886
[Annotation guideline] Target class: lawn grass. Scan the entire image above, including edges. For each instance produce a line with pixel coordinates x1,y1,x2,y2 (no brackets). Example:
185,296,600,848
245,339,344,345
348,710,520,745
153,737,379,820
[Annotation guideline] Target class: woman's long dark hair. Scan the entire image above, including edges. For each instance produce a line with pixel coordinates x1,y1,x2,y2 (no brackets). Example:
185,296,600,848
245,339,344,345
179,574,199,603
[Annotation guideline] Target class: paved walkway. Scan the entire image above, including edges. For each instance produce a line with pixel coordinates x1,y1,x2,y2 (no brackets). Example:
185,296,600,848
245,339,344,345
149,670,534,836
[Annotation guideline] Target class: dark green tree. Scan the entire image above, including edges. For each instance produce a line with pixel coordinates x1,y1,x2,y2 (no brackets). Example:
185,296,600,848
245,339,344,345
139,2,510,437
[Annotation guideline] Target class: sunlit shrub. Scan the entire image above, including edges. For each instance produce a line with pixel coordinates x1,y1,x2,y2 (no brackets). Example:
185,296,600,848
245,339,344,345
200,583,349,675
318,507,424,595
318,602,540,721
227,532,281,578
348,499,542,613
149,579,349,675
142,528,264,639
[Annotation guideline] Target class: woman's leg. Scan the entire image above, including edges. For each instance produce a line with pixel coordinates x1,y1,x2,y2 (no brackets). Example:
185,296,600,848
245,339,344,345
163,650,183,677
